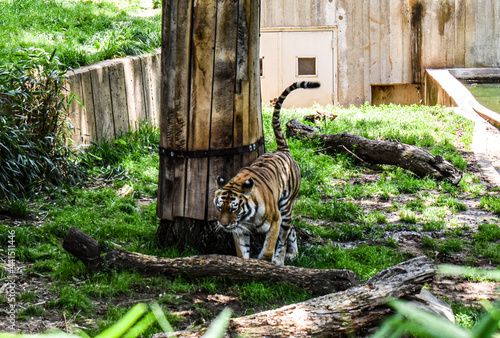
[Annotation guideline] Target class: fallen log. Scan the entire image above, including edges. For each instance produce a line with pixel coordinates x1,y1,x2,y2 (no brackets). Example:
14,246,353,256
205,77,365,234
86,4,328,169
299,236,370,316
154,256,435,338
63,226,359,295
286,119,462,184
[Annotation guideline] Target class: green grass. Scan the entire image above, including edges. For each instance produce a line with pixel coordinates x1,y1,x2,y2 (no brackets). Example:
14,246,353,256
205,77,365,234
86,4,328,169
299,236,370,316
452,304,483,330
422,236,465,255
0,0,161,68
480,194,500,215
1,102,496,334
473,223,500,263
293,243,412,281
236,281,311,308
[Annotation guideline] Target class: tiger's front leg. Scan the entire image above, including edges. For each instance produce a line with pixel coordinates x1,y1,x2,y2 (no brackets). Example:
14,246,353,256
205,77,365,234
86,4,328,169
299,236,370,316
273,226,290,265
232,232,251,259
258,219,281,262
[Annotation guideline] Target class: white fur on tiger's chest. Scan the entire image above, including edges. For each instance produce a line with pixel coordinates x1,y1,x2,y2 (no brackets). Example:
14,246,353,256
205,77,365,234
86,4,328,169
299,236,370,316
238,199,271,233
239,218,272,234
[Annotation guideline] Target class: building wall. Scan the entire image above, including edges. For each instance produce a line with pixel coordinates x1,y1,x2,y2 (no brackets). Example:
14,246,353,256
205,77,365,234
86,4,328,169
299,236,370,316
261,0,500,106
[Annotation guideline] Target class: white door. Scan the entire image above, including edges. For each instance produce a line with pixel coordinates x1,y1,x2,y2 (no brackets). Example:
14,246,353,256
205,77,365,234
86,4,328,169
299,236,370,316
260,30,335,108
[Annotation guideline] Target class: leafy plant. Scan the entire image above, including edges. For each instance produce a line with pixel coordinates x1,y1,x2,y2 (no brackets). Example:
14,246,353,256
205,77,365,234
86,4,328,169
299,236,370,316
373,266,500,338
0,48,81,201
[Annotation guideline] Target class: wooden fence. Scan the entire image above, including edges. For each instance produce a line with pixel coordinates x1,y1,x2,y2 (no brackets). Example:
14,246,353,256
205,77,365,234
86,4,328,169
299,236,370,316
65,50,161,144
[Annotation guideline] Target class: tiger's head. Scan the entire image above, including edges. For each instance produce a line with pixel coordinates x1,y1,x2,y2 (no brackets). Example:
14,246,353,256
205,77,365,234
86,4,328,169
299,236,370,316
213,176,254,232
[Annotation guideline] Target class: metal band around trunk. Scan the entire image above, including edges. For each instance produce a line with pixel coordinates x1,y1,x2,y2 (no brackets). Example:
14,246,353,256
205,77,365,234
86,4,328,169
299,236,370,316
159,137,265,159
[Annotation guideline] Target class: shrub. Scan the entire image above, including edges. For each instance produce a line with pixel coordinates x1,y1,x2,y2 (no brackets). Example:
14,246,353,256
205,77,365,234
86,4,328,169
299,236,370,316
0,48,80,201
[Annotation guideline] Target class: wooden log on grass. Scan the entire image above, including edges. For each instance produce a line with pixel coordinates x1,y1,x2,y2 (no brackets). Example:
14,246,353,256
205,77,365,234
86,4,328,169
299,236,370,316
286,119,463,184
155,256,435,337
63,226,360,295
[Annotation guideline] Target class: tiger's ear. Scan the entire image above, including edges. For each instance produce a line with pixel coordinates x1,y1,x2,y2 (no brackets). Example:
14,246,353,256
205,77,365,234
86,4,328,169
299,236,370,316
242,178,254,194
216,176,226,189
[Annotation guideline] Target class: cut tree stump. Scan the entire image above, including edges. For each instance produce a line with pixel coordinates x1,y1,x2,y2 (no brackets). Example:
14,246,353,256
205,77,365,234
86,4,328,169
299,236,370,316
154,256,435,338
62,226,359,295
286,119,462,184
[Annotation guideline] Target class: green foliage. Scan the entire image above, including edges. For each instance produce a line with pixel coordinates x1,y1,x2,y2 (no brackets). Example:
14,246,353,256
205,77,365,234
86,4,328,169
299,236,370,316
422,236,464,255
2,199,30,218
0,0,161,68
293,243,411,282
453,304,483,330
480,195,500,216
433,195,468,212
79,122,159,169
236,281,311,307
49,285,94,313
374,266,500,338
0,48,81,201
18,306,46,320
295,198,362,222
473,223,500,263
202,308,232,338
0,102,481,334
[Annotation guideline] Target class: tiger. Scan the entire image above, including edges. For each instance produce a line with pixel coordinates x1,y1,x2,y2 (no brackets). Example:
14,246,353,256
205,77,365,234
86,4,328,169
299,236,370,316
214,81,321,265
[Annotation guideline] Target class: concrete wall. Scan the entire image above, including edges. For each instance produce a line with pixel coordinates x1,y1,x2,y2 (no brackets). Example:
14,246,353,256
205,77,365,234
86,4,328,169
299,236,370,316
261,0,500,106
66,51,161,144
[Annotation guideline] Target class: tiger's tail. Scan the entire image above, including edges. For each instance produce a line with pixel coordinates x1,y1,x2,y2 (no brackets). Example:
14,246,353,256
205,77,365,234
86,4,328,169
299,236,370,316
273,81,321,151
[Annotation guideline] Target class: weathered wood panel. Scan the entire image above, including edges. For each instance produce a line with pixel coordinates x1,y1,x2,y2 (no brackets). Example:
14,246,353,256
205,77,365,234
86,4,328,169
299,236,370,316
141,53,161,125
122,57,140,129
171,0,192,219
246,0,264,163
185,0,217,220
150,53,161,125
89,63,114,141
64,50,161,145
108,61,129,137
206,0,239,220
78,70,97,143
65,72,83,144
158,0,264,223
262,0,500,106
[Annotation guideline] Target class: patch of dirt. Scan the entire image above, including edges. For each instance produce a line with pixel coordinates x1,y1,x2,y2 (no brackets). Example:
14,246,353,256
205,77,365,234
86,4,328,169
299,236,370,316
486,121,500,175
432,275,500,306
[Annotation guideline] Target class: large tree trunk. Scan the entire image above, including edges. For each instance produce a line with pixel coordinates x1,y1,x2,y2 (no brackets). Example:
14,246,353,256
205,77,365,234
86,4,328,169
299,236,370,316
156,0,263,252
286,119,462,184
154,256,435,337
63,226,359,295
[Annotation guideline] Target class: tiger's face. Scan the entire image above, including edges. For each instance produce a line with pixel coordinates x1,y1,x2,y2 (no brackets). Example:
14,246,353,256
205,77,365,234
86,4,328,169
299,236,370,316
214,177,254,232
214,191,242,231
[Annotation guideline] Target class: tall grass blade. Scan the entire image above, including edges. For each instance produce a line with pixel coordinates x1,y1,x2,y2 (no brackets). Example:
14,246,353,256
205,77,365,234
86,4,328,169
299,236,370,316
150,302,174,333
202,307,232,338
94,303,147,338
122,312,156,338
387,300,471,338
471,301,500,338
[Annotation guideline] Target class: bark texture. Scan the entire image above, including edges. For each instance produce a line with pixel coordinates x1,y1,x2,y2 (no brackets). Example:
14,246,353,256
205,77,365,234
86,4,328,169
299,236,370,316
286,119,462,184
62,226,105,271
154,256,435,337
63,226,359,295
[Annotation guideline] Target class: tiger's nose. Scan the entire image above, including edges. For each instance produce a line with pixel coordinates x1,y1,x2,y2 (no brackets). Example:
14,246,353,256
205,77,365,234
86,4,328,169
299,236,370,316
217,220,229,228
